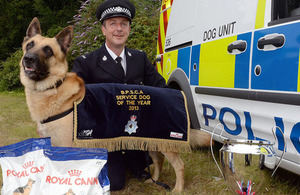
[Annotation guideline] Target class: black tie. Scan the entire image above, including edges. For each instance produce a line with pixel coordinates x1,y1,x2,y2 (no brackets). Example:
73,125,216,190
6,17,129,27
116,56,124,74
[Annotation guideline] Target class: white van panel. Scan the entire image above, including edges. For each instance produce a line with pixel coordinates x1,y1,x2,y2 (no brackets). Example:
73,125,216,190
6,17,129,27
193,0,259,45
165,0,198,50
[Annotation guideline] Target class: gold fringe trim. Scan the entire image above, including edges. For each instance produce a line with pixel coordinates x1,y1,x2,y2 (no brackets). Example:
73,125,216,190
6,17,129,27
73,90,191,153
181,91,191,144
73,137,191,153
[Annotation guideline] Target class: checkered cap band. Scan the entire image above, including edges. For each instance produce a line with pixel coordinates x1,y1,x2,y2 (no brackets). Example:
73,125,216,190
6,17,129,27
100,6,131,21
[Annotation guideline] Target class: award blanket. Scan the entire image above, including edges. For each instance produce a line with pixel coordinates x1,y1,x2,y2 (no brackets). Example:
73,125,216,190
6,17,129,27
73,83,191,153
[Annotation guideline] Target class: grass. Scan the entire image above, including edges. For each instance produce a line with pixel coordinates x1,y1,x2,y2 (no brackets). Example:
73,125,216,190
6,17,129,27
1,91,300,194
0,91,38,146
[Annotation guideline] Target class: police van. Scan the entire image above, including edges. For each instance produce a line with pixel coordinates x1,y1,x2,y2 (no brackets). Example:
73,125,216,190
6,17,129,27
156,0,300,175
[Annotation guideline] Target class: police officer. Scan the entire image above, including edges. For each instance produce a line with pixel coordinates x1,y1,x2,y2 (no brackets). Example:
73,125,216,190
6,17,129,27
72,0,167,191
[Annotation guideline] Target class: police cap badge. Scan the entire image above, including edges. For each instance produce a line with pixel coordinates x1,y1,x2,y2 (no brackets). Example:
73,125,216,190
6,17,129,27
96,0,136,23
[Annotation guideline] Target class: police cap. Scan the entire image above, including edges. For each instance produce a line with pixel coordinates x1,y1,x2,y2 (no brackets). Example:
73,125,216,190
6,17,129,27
96,0,136,23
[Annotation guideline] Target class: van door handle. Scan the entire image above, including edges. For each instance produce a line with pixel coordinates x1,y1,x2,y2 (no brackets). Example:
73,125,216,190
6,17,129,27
257,34,285,50
227,41,247,54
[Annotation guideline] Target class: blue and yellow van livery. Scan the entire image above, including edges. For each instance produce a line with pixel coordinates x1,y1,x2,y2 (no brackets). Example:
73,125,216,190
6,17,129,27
157,0,300,175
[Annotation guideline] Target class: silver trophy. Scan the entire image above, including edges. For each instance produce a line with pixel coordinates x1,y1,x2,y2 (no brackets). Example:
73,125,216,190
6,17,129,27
211,125,285,194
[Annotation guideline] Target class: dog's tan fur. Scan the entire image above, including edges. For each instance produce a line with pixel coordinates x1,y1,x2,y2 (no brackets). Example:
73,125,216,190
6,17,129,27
20,18,211,192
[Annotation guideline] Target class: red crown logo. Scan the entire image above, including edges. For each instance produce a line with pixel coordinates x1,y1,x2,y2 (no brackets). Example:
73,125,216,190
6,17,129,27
22,161,34,169
68,170,82,177
130,115,137,121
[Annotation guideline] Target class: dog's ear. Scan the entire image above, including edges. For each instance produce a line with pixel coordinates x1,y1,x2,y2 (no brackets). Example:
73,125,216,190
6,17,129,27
25,17,42,39
55,26,73,55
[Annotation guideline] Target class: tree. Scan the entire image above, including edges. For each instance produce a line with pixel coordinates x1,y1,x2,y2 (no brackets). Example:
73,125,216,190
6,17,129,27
0,0,34,61
0,0,81,61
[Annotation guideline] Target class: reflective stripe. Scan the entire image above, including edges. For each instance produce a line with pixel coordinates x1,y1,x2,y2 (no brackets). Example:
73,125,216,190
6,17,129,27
157,11,165,55
255,0,266,29
157,0,174,77
157,1,173,55
161,0,173,12
157,24,164,55
163,9,169,34
157,8,172,55
199,36,237,88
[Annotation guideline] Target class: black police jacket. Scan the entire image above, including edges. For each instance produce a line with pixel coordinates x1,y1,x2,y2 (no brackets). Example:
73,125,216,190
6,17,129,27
72,43,167,88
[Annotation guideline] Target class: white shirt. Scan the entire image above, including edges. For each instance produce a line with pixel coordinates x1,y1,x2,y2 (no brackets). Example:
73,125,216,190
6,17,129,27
105,43,127,75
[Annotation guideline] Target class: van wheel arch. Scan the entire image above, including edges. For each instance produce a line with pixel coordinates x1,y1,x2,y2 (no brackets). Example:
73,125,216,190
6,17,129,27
167,69,200,129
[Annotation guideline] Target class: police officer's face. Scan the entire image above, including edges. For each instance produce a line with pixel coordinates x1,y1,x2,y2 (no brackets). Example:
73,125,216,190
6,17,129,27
101,17,130,50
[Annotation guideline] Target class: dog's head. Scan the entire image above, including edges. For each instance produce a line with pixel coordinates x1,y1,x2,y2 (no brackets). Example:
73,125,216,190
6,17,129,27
20,17,73,90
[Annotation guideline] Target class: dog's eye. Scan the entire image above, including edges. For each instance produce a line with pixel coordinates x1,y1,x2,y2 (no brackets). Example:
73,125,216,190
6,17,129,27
43,46,53,57
26,41,34,51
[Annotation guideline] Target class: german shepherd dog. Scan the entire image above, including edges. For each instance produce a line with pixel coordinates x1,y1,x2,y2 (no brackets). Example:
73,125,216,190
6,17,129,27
20,18,211,192
13,178,35,195
64,188,76,195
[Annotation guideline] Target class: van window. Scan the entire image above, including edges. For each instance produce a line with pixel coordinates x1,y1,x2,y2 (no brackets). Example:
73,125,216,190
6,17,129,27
269,0,300,26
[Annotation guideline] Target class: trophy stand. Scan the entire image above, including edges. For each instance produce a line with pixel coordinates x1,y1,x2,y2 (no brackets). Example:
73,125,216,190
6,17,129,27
210,124,285,194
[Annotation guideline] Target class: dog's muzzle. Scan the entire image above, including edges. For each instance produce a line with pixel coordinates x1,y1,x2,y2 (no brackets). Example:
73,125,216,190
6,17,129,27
23,53,49,81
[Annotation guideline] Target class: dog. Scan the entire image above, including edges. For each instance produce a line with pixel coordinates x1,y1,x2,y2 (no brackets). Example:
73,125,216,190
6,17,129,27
13,178,35,195
20,17,211,192
64,188,76,195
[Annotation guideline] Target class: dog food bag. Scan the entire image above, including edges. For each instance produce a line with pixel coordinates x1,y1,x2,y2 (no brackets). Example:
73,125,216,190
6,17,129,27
0,138,51,195
41,146,110,195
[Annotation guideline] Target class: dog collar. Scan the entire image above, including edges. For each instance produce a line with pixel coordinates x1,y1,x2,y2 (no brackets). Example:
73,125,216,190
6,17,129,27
40,107,73,124
45,79,63,91
40,77,71,124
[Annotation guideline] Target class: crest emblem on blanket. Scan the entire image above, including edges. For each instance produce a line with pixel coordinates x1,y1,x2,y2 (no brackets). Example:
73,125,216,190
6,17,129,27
125,115,138,134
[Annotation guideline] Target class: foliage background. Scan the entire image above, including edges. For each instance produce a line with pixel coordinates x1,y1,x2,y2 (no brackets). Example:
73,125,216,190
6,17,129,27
0,0,161,91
